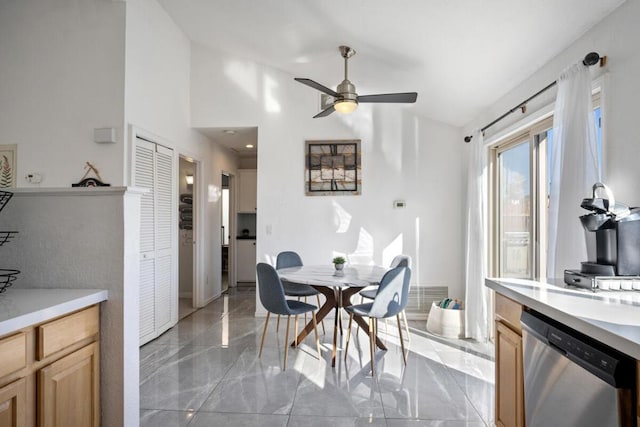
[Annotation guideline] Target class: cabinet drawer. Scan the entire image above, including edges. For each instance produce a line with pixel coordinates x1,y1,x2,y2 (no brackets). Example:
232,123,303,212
495,293,522,333
0,333,27,380
37,306,99,360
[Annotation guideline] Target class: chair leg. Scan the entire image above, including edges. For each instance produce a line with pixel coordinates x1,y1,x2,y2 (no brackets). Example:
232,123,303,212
402,310,411,343
276,314,280,332
316,294,326,335
259,312,271,358
303,297,307,325
294,314,299,347
284,315,291,370
312,310,321,361
397,314,407,365
369,317,376,375
344,313,354,361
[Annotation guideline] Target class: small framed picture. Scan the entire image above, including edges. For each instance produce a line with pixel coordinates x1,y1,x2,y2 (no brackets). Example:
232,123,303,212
0,145,17,188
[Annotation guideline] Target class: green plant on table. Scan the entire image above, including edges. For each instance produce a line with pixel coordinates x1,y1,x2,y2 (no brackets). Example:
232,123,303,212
332,256,346,265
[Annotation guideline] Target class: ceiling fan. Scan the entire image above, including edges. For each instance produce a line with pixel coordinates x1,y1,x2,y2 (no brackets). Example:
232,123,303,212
295,46,418,118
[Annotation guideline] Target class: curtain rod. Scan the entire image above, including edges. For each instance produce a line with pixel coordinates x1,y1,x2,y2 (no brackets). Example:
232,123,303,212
463,52,605,143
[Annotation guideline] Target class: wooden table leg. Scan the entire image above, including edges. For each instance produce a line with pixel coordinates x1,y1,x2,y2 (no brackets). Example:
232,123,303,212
290,285,386,355
342,287,387,351
331,289,340,366
292,286,335,346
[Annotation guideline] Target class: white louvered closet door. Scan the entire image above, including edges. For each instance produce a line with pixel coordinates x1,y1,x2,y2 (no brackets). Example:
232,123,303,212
134,137,177,345
154,145,174,335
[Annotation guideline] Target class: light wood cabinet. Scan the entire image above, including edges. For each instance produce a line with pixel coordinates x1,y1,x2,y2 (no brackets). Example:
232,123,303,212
0,378,26,427
237,169,257,212
0,306,100,427
494,294,524,427
39,343,99,427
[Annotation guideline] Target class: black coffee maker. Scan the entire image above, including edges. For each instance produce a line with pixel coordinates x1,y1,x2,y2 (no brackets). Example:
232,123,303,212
564,183,640,289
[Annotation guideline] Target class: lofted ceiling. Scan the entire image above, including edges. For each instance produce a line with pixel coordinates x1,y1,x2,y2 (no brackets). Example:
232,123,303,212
159,0,625,129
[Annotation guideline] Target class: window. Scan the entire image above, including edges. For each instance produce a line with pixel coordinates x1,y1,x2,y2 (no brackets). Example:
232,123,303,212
491,103,602,279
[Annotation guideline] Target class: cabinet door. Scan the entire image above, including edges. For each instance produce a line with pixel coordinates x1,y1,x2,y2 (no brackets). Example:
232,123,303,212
237,169,257,212
495,321,524,427
39,343,99,427
0,378,26,427
236,240,256,282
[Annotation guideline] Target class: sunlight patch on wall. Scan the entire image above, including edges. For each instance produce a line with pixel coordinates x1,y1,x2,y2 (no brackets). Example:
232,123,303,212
380,108,403,173
349,105,374,143
263,74,281,113
208,184,221,202
415,216,420,283
224,59,258,100
383,234,403,267
347,227,374,265
332,200,352,233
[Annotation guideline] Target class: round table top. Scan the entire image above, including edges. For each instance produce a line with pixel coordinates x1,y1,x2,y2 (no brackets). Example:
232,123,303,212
277,264,388,289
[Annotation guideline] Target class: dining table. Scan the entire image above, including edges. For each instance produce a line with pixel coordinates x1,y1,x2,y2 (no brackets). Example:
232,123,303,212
277,264,389,367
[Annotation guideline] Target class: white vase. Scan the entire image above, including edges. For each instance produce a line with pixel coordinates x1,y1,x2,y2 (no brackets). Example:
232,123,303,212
334,263,344,271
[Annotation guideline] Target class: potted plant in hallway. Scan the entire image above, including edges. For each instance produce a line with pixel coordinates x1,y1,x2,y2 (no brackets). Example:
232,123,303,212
333,256,346,271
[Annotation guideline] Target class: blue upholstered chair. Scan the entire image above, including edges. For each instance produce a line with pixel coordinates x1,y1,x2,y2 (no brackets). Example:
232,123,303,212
276,251,325,333
345,266,412,374
256,263,321,369
359,255,412,341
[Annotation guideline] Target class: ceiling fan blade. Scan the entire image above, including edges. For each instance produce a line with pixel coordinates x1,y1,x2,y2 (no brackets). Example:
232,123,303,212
357,92,418,103
313,104,335,118
295,78,340,97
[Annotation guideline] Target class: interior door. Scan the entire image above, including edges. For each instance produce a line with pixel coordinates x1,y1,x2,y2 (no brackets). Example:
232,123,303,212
134,137,177,345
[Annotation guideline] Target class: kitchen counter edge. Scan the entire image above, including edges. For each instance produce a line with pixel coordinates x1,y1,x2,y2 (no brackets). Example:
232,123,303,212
486,277,640,359
0,288,108,337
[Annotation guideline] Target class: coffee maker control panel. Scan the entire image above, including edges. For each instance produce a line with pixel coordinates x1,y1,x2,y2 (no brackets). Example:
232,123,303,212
564,270,640,291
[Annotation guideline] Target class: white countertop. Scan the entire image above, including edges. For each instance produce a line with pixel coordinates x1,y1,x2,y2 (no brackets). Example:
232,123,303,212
0,288,108,337
486,277,640,359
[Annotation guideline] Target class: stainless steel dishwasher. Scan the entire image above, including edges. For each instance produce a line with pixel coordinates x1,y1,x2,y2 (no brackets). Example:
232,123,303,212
521,310,636,427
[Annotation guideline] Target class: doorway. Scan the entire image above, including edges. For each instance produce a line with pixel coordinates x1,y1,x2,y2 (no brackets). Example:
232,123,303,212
221,172,232,292
178,156,197,319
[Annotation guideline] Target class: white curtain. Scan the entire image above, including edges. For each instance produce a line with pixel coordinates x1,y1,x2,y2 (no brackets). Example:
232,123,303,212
547,63,600,279
464,130,489,341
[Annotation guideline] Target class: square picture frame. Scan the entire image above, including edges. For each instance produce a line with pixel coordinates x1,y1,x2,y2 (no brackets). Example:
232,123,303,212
305,139,361,196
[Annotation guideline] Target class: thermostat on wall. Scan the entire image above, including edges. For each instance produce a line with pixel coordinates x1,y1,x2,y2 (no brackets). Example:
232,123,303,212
393,200,406,208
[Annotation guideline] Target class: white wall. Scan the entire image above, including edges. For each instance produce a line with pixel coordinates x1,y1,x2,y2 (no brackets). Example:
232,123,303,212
191,45,466,302
125,0,239,303
464,0,640,207
0,0,126,187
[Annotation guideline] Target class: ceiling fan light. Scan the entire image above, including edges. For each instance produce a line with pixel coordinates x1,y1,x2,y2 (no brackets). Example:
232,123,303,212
334,100,358,114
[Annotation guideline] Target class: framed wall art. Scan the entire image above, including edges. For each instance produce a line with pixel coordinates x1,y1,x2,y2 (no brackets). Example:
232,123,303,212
305,139,361,196
0,145,17,188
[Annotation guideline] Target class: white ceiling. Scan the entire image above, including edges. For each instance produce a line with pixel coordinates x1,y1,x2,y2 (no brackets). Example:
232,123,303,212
197,127,258,158
160,0,625,130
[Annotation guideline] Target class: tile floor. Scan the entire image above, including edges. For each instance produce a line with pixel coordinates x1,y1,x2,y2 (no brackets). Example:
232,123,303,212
140,288,495,426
